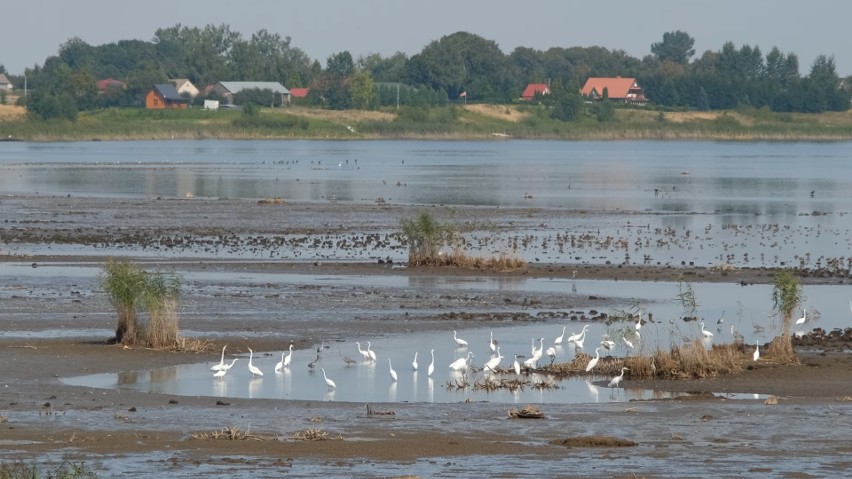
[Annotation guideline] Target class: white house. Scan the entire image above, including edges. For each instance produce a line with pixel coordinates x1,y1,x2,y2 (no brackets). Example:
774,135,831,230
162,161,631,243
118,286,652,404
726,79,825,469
171,79,199,97
0,74,12,92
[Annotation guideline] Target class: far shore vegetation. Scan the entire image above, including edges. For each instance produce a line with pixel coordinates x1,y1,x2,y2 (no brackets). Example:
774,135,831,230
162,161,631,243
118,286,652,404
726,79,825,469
3,102,852,142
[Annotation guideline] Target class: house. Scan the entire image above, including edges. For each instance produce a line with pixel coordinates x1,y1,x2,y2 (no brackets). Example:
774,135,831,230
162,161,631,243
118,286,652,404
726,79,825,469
96,77,126,93
211,81,290,105
0,73,12,92
145,84,189,109
289,87,309,99
581,77,646,104
520,83,550,101
171,79,199,97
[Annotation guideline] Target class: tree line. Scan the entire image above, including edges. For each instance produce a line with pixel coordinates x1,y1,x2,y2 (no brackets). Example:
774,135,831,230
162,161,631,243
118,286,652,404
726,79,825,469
2,26,849,120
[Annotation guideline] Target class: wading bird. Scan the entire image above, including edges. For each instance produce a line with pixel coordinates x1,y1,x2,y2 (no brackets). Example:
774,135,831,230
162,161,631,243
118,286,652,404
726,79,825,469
453,330,468,348
274,352,286,373
585,348,600,372
567,325,589,344
213,368,227,379
449,351,474,372
339,350,357,367
483,347,502,372
731,325,744,344
412,351,418,371
283,344,293,368
608,367,629,388
388,358,398,382
513,354,521,376
211,345,228,372
700,322,714,338
308,354,320,369
601,338,615,352
753,341,760,362
489,331,497,353
355,342,370,361
427,349,435,377
320,368,336,390
795,309,807,325
366,341,377,361
545,346,557,365
554,326,566,345
571,327,589,350
247,347,263,377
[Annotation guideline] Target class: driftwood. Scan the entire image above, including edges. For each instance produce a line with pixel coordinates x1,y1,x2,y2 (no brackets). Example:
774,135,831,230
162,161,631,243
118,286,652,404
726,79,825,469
365,404,396,416
508,405,546,419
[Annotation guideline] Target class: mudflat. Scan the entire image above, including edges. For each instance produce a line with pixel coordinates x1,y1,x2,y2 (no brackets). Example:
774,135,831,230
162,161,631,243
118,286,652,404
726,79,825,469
1,196,851,478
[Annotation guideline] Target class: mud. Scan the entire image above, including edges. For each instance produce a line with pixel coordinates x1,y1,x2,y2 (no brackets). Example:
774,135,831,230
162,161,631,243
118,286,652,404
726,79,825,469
2,197,852,477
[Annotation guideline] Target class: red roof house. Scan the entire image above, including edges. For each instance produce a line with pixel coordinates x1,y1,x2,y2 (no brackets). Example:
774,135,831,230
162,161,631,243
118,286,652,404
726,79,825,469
97,77,126,92
580,77,646,103
520,83,551,101
289,87,310,98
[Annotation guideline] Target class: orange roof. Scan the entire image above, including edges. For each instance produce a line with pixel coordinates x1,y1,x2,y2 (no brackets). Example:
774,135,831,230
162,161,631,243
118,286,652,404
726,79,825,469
521,83,550,100
289,87,310,98
97,77,125,91
580,77,640,99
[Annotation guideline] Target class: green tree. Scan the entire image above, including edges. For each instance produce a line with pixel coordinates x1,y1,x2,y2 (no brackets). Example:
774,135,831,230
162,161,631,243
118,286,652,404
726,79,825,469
348,70,375,109
550,80,583,121
650,30,695,64
770,270,803,359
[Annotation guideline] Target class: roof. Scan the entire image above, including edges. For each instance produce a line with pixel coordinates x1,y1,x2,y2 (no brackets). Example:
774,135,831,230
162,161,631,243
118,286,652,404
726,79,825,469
0,73,11,85
581,77,640,99
521,83,550,99
216,82,290,95
152,83,186,102
97,77,125,91
171,79,192,88
289,87,310,98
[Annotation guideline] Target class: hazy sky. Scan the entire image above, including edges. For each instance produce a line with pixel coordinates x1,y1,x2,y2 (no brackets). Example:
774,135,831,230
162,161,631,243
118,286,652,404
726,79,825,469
3,0,850,75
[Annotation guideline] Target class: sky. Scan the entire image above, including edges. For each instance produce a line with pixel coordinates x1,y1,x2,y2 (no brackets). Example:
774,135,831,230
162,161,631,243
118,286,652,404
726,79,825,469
3,0,851,76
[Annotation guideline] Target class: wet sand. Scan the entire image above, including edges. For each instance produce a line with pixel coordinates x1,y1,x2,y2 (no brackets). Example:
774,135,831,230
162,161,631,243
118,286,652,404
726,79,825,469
2,197,852,477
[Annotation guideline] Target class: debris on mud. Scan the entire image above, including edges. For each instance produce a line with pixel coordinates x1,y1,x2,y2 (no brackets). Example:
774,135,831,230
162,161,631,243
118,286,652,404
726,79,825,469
508,405,546,419
549,435,637,448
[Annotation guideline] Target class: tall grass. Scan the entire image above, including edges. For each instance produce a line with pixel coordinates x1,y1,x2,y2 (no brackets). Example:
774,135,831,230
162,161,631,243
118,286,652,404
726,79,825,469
101,258,184,349
0,460,96,479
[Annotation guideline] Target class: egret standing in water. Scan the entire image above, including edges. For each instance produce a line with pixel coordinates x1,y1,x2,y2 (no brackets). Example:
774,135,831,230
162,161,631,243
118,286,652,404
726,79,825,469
795,309,807,325
608,367,629,388
213,367,227,379
320,368,336,390
513,354,521,376
412,351,419,371
388,358,398,382
247,347,263,377
427,349,435,377
211,345,228,372
483,347,502,372
449,351,474,372
489,331,497,353
366,341,377,361
753,340,760,362
283,344,293,368
355,342,370,362
554,326,566,345
545,346,557,365
274,352,286,373
585,348,600,372
453,331,468,348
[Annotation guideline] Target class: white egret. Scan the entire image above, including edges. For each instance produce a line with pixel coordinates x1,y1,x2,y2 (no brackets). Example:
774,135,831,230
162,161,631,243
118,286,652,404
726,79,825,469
283,344,293,368
366,341,377,361
449,351,474,371
213,368,227,379
388,358,398,382
355,342,370,361
700,322,714,338
545,346,557,364
317,340,325,355
608,367,629,388
753,341,760,361
453,330,468,347
221,358,238,371
635,309,643,331
483,347,502,372
427,349,435,377
247,347,263,377
274,352,286,373
849,300,852,314
731,325,745,343
412,351,419,371
567,325,589,344
530,337,536,356
211,345,228,372
571,327,588,350
585,348,600,372
489,331,497,353
554,326,566,345
320,368,336,390
623,334,634,350
601,339,615,352
795,309,807,325
513,354,521,376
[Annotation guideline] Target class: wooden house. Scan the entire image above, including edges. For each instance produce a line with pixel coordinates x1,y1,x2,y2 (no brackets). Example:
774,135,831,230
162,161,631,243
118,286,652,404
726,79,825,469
145,84,188,109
